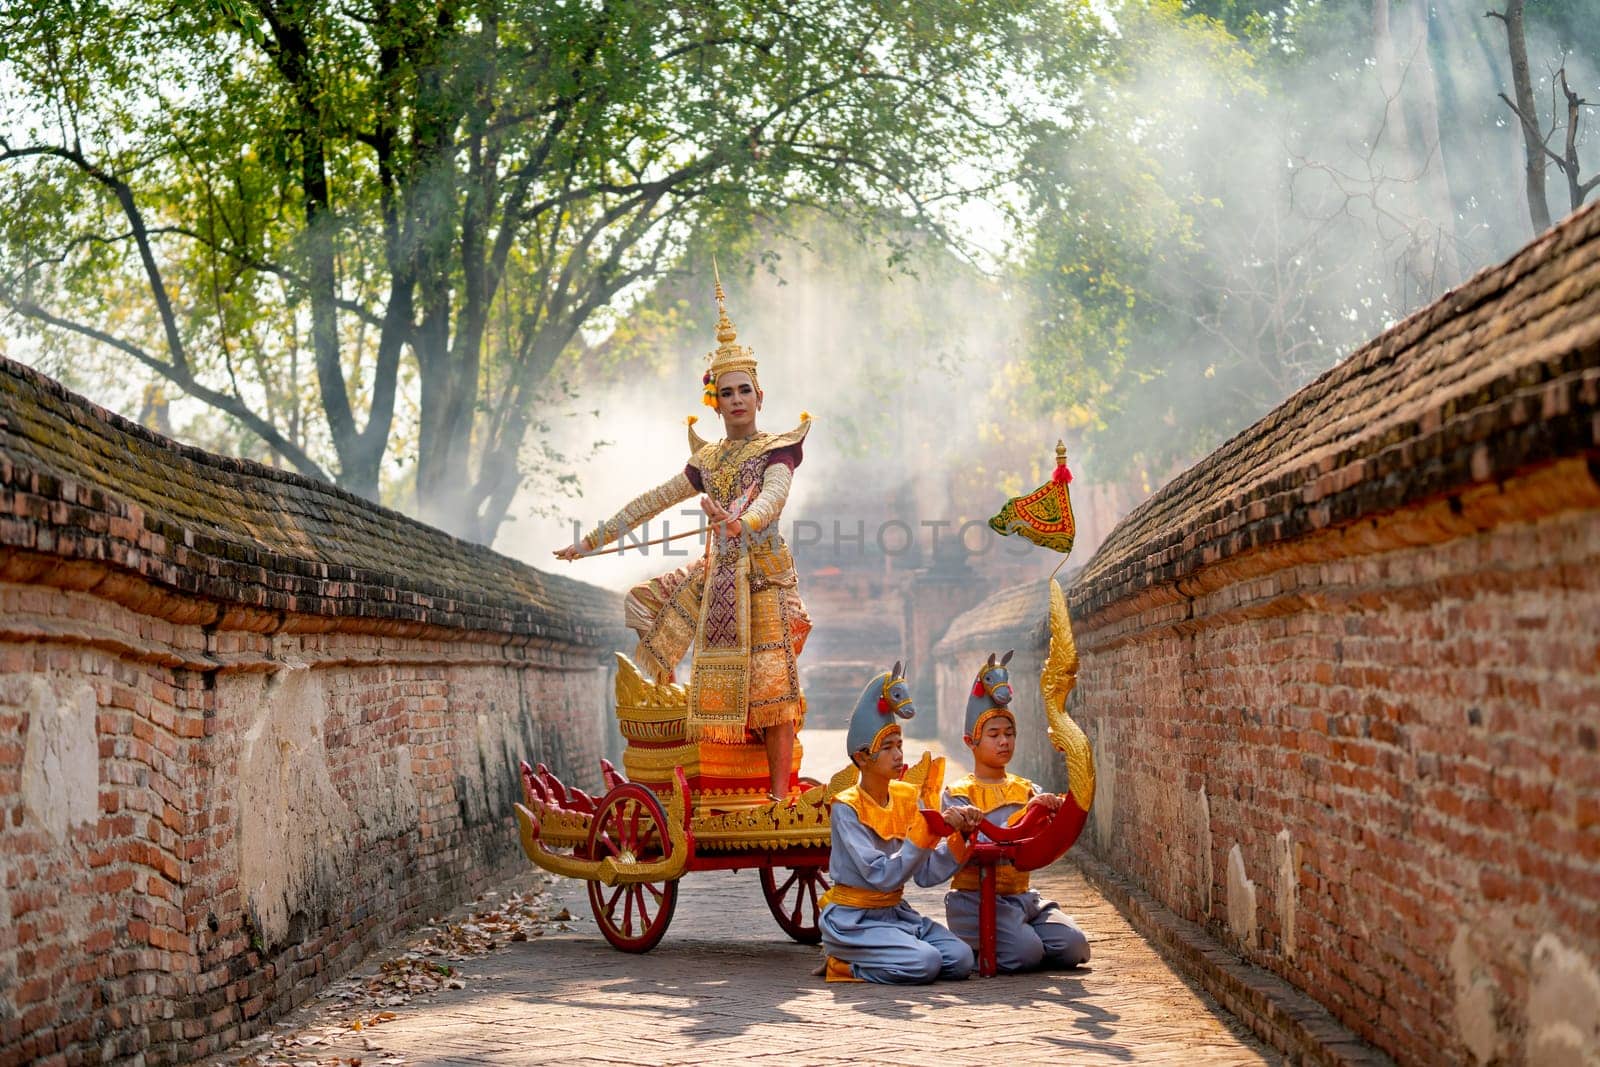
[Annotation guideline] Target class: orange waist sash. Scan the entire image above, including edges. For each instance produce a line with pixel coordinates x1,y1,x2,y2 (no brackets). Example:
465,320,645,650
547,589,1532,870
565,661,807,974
820,884,905,910
952,867,1031,894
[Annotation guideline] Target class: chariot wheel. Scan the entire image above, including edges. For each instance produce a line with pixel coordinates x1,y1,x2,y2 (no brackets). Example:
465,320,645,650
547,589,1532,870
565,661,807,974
585,783,679,952
759,864,829,944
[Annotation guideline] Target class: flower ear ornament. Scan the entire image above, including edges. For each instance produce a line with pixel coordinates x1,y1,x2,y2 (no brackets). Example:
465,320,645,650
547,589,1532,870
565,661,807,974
702,371,717,409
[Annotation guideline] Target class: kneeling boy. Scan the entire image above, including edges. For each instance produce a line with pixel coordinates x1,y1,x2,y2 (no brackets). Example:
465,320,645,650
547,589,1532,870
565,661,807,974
944,654,1090,972
821,666,978,983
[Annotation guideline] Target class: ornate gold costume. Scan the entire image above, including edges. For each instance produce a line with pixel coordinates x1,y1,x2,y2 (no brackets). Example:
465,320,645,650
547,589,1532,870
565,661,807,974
580,280,812,743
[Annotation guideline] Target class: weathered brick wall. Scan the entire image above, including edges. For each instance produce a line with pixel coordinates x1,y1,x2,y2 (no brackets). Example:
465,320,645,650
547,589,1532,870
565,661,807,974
0,358,626,1066
1060,201,1600,1066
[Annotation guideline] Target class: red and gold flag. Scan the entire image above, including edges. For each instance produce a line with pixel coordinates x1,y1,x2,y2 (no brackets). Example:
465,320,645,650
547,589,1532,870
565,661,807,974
988,440,1076,556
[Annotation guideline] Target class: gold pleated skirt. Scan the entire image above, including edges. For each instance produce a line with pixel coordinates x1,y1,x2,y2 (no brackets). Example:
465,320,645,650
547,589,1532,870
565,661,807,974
624,551,810,736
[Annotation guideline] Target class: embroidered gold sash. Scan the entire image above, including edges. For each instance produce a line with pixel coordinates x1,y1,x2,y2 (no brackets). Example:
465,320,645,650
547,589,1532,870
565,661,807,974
952,867,1032,894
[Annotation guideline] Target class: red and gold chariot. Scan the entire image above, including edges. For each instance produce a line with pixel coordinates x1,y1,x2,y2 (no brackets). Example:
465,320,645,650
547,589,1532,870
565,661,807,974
518,652,862,952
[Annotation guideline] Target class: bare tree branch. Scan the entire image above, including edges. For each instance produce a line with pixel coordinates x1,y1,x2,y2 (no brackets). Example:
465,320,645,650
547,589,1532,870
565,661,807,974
1497,93,1570,171
1,289,331,482
0,140,193,376
1487,0,1553,231
1557,66,1596,210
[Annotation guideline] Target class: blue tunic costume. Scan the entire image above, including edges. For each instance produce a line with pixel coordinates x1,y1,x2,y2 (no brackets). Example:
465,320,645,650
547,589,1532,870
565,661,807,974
942,772,1090,972
820,780,973,984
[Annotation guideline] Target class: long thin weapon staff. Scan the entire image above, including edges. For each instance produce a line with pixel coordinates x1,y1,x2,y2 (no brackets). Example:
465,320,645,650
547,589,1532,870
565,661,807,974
573,482,760,559
577,525,706,558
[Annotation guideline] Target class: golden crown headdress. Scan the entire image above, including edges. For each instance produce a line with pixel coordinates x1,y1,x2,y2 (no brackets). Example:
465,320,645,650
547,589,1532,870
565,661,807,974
701,259,759,409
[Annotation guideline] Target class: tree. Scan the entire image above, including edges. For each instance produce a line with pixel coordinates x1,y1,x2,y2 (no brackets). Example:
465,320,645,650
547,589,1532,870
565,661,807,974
1014,0,1482,485
0,0,1096,541
1490,0,1555,230
1488,0,1599,233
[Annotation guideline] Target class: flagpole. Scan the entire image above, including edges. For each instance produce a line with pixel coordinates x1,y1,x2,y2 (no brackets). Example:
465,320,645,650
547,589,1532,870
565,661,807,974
1048,554,1069,584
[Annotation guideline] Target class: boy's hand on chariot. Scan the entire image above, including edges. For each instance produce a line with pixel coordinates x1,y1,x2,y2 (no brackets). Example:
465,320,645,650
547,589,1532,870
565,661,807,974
1027,793,1065,814
554,544,585,561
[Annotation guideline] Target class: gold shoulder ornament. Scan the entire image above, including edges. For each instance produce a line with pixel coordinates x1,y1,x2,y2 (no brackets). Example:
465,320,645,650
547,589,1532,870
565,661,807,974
687,412,811,459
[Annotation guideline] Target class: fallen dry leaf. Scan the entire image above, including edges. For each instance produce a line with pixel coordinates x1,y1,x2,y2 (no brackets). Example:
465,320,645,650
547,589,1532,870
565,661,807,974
228,879,556,1067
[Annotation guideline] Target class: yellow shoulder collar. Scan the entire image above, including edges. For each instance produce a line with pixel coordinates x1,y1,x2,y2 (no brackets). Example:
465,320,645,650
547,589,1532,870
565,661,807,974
835,779,921,841
947,772,1034,812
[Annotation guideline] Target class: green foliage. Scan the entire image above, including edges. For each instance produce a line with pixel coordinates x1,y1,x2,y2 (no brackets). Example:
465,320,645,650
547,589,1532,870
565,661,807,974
1017,2,1275,477
0,0,1100,541
4,0,1571,528
1013,0,1494,483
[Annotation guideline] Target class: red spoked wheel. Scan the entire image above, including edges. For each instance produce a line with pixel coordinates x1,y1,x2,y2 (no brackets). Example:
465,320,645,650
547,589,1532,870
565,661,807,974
759,865,830,944
585,783,679,952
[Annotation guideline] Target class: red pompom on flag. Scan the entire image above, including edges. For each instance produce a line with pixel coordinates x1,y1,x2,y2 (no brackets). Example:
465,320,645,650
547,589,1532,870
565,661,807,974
1052,461,1072,485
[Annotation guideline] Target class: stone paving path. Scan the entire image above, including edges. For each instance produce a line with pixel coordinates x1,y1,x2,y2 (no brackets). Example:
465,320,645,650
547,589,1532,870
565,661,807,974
219,858,1277,1067
215,734,1276,1065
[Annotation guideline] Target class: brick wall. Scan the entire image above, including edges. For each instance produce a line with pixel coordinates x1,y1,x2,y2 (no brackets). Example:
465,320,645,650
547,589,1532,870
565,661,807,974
0,358,626,1065
1059,200,1600,1066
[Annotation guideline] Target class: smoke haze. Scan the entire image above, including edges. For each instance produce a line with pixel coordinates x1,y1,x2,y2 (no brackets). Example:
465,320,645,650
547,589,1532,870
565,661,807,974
499,3,1598,587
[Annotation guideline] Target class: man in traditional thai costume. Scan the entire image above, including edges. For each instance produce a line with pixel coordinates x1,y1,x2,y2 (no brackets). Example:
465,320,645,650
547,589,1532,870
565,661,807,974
554,276,810,800
942,652,1091,972
819,667,979,984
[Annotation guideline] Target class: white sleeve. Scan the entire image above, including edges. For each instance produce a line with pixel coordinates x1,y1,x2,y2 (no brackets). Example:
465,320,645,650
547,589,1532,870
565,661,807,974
739,462,793,534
